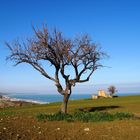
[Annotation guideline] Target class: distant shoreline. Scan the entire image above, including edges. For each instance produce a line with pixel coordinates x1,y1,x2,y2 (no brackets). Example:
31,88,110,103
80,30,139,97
1,92,140,105
0,95,40,108
0,93,47,104
0,93,140,108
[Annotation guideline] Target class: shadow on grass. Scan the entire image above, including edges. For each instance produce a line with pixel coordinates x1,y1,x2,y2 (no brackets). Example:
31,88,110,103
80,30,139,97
78,105,121,112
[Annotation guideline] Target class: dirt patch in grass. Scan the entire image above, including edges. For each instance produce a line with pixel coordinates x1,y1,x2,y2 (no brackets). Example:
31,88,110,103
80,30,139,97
0,116,140,140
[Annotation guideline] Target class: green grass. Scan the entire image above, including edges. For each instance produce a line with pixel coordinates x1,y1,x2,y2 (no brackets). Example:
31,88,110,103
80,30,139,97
0,95,140,140
0,95,140,117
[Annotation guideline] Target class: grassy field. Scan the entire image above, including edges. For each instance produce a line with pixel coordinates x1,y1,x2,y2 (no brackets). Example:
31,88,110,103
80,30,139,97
0,95,140,140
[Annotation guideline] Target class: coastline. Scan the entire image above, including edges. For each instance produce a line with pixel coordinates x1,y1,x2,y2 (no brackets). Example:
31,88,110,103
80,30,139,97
0,95,41,108
0,93,140,108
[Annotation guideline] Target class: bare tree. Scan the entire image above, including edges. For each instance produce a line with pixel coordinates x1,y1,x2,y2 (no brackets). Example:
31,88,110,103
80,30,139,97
108,86,117,96
6,25,107,113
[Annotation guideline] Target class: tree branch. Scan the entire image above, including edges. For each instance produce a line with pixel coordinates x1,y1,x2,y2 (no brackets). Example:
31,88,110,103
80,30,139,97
6,25,107,97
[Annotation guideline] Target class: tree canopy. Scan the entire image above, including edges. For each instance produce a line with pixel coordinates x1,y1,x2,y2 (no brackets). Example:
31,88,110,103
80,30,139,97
6,25,107,113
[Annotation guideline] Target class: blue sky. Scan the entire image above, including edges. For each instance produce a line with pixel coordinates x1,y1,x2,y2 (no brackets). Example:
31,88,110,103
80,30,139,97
0,0,140,94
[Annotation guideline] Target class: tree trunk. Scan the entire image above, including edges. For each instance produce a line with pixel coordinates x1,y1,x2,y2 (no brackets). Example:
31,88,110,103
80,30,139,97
60,94,70,113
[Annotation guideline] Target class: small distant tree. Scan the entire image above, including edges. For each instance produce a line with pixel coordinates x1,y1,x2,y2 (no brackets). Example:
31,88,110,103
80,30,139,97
108,86,117,96
6,25,107,113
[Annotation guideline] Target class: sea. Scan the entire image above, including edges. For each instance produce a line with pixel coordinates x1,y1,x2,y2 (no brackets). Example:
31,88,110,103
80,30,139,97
6,92,140,104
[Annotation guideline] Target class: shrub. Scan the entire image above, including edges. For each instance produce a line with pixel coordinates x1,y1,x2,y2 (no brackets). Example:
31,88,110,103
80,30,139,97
36,111,134,122
114,112,134,120
36,113,48,121
73,111,92,122
90,112,114,122
37,112,73,121
46,112,72,121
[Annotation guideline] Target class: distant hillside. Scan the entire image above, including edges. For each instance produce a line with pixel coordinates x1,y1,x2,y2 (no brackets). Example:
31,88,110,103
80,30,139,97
0,92,7,95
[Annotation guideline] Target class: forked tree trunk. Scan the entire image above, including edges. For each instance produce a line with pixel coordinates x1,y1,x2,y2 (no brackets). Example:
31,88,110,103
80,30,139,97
60,94,71,113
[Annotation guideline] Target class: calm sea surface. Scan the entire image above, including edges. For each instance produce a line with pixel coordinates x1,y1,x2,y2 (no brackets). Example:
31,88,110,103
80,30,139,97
7,93,140,104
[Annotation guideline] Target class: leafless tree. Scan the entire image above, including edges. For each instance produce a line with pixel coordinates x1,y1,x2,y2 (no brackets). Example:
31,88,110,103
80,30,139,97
6,25,107,113
108,86,117,96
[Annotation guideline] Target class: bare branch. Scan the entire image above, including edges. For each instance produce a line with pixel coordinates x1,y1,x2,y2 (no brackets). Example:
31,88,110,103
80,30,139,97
6,25,107,96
